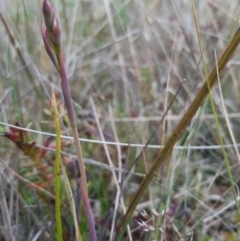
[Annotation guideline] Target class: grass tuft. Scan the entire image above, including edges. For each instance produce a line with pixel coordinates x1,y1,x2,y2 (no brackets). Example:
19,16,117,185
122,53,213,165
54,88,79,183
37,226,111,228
1,1,240,240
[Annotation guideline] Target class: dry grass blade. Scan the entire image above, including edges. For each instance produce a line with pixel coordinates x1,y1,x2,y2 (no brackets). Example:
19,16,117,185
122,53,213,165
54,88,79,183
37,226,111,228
0,175,15,241
115,26,240,241
0,13,41,98
90,97,132,241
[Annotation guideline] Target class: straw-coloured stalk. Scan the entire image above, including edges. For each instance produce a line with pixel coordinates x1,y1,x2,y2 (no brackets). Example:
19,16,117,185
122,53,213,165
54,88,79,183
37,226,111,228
41,1,97,240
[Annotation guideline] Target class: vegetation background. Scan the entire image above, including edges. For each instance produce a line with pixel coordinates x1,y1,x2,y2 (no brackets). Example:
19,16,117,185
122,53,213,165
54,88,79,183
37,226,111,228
0,0,240,240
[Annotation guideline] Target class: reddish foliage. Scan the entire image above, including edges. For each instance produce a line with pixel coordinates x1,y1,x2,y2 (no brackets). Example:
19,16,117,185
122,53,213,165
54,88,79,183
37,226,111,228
4,123,56,198
4,122,50,162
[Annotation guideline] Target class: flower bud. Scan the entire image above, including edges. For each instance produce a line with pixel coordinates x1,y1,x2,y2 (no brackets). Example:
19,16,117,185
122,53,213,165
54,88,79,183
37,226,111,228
42,0,54,29
52,16,61,51
42,0,61,53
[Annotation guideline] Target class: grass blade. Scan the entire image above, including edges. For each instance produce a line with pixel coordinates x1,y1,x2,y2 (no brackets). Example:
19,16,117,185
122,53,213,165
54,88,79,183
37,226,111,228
115,26,240,241
190,0,240,221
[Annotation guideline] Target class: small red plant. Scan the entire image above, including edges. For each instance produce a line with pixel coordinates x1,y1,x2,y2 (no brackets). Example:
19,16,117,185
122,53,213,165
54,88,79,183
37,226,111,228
4,122,53,188
4,122,51,162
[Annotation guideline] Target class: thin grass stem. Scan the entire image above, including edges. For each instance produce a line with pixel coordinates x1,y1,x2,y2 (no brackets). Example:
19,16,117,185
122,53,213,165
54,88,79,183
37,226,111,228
52,90,63,241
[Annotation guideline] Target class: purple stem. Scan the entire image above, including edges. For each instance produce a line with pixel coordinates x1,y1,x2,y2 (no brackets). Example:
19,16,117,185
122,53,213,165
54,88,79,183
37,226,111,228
58,54,75,125
59,54,98,241
79,180,98,241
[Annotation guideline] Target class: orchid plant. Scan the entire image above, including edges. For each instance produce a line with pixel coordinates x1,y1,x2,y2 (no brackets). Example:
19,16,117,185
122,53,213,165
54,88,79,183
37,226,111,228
40,1,97,240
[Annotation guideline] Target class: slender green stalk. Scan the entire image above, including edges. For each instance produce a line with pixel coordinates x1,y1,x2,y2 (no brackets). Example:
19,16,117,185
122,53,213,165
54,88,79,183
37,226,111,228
115,26,240,241
52,90,63,241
